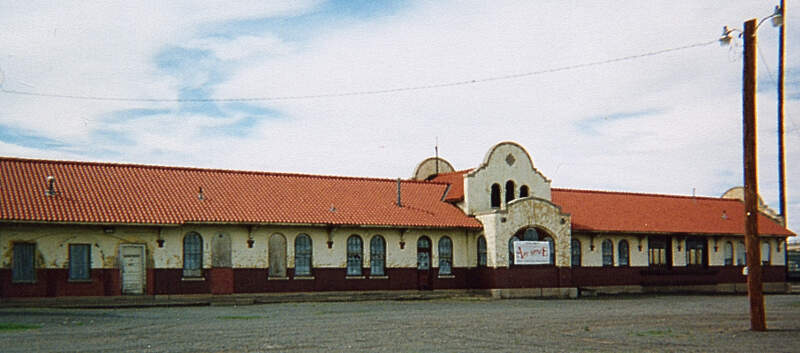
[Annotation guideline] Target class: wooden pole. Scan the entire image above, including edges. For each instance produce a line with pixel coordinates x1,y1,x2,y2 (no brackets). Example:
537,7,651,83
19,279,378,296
743,18,766,332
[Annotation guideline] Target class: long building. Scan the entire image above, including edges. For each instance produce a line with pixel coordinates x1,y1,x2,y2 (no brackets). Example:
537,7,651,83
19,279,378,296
0,141,793,298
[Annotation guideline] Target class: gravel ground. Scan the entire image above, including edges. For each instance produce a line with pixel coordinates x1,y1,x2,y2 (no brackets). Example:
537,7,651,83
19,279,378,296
1,294,799,352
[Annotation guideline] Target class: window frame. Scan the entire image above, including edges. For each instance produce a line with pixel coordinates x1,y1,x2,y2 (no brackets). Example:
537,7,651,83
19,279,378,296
438,236,453,276
505,180,515,203
618,240,629,267
724,241,734,266
685,236,708,267
477,236,487,267
571,239,581,267
648,236,671,267
601,239,614,267
68,244,92,281
294,234,313,277
12,243,36,283
182,232,203,278
370,235,386,276
736,240,746,266
761,241,771,265
346,235,363,276
490,183,501,208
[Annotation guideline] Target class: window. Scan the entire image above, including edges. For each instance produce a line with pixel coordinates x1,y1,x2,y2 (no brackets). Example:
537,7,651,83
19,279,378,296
602,239,613,267
520,185,529,198
736,240,746,266
724,241,734,266
294,234,312,276
268,233,287,278
491,183,501,208
439,237,453,275
648,236,669,266
685,237,707,267
543,236,555,265
761,241,770,265
477,236,487,267
183,232,203,277
12,243,35,282
505,180,515,203
347,235,363,276
508,236,520,266
571,239,581,267
618,240,629,267
69,244,91,281
370,235,386,276
522,228,539,241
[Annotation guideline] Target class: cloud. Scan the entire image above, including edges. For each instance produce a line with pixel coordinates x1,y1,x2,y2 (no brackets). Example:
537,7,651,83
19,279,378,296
1,0,799,233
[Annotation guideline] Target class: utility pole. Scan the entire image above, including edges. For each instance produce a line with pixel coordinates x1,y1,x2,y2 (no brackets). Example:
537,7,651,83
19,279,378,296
743,18,766,332
777,0,787,226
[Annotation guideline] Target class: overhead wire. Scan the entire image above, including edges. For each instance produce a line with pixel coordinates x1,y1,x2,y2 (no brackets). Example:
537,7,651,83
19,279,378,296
0,39,718,103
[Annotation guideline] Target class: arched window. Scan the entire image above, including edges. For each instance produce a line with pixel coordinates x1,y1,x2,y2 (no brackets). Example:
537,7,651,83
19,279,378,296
571,239,581,267
736,240,746,266
522,228,539,241
183,232,203,277
724,241,734,266
618,240,629,266
294,234,312,276
543,236,555,265
439,237,453,275
761,241,771,265
508,236,520,266
491,183,501,208
268,233,287,278
347,235,363,276
370,235,386,276
602,239,613,267
520,185,529,198
505,180,515,203
477,236,487,267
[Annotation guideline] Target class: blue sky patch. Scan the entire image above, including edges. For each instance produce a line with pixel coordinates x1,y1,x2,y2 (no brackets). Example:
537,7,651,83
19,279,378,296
0,123,69,149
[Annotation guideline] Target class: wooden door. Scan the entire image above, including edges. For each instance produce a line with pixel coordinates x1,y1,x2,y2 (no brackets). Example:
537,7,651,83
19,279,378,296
417,237,432,290
120,244,145,295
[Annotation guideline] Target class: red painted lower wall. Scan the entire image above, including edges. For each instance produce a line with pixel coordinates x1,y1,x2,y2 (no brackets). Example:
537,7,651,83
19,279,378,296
0,266,787,297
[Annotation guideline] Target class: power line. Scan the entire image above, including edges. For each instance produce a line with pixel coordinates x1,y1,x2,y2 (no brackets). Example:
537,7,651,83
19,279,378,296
0,39,718,103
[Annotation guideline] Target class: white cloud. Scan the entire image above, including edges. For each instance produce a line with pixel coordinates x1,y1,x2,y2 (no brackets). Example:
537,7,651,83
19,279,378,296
1,0,798,233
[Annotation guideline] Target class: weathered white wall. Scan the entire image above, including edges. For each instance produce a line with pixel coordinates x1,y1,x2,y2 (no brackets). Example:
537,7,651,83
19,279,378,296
1,223,474,271
464,142,551,216
0,223,160,269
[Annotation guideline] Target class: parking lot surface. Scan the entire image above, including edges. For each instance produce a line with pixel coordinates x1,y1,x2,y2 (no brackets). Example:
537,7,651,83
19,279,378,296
1,294,799,352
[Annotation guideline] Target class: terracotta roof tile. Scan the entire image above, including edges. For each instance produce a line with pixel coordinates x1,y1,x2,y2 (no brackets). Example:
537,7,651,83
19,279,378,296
552,188,794,237
431,170,470,202
0,157,481,229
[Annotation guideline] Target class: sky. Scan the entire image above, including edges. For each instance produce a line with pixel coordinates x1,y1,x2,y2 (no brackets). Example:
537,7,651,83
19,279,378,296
1,1,798,237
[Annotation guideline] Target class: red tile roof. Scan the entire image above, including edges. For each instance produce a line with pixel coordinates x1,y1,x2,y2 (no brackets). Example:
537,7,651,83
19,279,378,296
552,188,794,237
0,157,482,229
431,170,470,202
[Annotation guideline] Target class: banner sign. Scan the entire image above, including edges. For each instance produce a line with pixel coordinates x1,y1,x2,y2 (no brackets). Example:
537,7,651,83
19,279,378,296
513,241,550,265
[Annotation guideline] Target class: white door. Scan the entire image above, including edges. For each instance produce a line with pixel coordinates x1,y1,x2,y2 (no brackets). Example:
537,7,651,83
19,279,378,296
120,244,145,295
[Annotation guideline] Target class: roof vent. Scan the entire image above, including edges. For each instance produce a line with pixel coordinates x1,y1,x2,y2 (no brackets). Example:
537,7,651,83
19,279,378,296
721,210,728,220
198,186,205,200
45,176,56,196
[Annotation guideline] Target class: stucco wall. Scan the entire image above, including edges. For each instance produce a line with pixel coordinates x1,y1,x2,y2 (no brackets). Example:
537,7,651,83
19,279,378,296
1,223,473,272
464,142,551,216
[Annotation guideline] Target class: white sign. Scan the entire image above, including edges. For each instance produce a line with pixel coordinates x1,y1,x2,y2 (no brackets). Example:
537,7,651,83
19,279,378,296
513,241,550,265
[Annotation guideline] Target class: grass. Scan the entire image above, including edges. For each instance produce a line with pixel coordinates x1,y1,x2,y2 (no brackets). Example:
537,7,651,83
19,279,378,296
216,315,261,320
0,323,43,332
